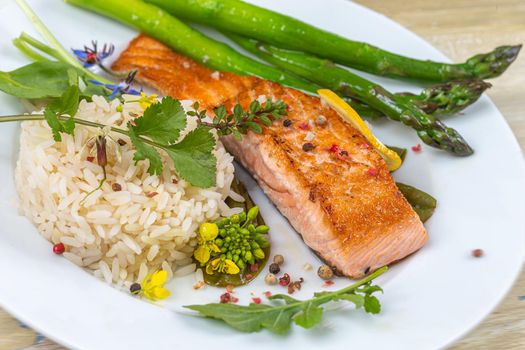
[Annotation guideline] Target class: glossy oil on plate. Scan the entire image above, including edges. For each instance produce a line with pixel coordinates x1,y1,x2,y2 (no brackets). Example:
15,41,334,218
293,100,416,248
0,0,524,349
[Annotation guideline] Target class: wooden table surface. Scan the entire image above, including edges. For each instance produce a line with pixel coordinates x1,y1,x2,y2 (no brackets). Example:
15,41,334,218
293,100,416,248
0,1,524,349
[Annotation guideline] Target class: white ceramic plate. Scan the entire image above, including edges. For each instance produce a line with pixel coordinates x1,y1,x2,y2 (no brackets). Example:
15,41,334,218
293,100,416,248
0,0,524,349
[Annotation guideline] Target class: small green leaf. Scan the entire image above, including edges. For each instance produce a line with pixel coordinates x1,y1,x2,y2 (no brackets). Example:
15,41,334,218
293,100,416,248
337,294,365,308
250,100,260,113
246,122,262,134
269,294,300,305
128,125,164,175
43,85,80,141
363,295,381,314
165,127,216,188
259,115,272,126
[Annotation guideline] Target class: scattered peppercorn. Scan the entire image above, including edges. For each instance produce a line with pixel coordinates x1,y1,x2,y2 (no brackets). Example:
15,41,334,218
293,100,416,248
317,264,334,280
146,192,158,198
112,183,122,192
86,156,95,162
252,297,262,304
302,142,315,152
220,292,232,303
273,254,284,266
367,167,379,176
245,273,254,280
283,119,292,127
263,291,272,298
269,263,281,274
340,150,349,157
265,273,278,285
288,277,304,294
316,115,327,126
323,280,335,287
53,242,65,255
172,178,178,184
279,273,291,286
411,144,422,152
472,249,484,258
130,283,141,294
117,138,127,146
298,122,310,130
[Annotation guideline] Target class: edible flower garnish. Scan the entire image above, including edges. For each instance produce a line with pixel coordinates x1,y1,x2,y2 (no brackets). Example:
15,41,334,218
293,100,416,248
130,270,171,302
129,91,159,110
72,40,114,68
194,223,221,265
90,70,141,99
194,206,270,276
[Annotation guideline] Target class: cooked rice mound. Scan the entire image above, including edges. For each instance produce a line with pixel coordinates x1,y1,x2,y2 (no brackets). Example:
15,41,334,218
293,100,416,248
15,95,239,287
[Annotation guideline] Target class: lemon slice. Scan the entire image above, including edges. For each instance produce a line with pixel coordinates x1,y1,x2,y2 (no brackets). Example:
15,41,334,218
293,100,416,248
318,89,402,171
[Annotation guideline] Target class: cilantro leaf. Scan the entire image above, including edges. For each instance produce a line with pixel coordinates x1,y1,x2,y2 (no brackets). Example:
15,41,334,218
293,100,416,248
131,97,187,144
164,127,216,188
44,84,79,141
128,125,164,175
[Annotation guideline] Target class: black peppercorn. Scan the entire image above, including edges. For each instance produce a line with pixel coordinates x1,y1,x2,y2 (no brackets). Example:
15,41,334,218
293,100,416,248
269,262,281,274
302,142,315,152
112,183,122,192
130,283,141,294
283,119,292,127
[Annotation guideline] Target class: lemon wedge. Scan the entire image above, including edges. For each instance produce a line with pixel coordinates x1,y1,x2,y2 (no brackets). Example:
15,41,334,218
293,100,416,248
318,89,402,171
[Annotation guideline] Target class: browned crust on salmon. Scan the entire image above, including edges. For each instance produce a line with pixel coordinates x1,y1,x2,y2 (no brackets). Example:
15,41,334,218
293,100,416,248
112,35,428,278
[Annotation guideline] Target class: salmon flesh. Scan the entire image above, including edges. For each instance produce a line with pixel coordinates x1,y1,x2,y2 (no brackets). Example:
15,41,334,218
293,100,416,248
113,35,428,278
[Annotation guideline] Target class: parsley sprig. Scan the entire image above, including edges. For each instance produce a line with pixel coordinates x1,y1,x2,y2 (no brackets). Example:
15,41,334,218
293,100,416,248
189,99,288,140
185,266,387,334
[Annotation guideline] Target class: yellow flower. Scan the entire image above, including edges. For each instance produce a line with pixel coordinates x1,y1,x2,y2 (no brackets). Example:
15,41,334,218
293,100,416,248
205,258,240,275
131,92,159,110
194,223,220,265
141,270,171,301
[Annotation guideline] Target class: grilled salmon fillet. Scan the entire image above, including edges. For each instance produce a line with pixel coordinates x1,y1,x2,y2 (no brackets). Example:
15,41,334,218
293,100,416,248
113,35,428,278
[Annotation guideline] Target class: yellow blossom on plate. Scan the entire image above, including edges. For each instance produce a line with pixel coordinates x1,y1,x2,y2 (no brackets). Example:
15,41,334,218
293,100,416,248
205,258,240,275
131,92,159,110
194,223,220,265
141,270,171,301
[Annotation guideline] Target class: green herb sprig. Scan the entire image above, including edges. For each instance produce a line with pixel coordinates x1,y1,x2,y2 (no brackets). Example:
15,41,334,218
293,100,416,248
185,266,387,334
189,99,288,140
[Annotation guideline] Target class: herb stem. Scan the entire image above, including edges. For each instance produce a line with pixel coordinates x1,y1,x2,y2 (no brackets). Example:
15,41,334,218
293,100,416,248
17,32,62,61
12,37,50,62
271,266,388,310
15,0,113,85
0,114,162,149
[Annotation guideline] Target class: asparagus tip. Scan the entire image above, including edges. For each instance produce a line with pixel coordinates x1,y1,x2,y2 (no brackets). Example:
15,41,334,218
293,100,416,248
467,44,522,79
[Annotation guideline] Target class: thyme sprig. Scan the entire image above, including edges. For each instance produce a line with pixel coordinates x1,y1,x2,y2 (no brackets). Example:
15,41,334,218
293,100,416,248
190,99,288,140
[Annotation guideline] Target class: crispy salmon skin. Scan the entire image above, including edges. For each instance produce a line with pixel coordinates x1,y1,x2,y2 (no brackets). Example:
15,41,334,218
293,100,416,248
113,35,428,278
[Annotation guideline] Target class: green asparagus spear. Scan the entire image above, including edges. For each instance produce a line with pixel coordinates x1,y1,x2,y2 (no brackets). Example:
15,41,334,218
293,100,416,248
356,80,491,120
65,0,319,94
396,183,437,222
146,0,521,82
230,35,473,156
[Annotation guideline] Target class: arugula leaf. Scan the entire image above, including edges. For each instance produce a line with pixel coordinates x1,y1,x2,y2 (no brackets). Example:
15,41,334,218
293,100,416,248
131,97,187,144
128,126,164,175
0,61,80,99
44,84,80,141
164,127,216,188
363,295,381,314
185,266,387,334
293,302,323,329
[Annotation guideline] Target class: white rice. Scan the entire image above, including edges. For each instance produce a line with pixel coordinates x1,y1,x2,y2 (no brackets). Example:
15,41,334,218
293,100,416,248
15,95,237,287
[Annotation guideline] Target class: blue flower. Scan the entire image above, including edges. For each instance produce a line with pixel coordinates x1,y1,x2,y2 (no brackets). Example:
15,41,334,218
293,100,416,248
72,41,114,68
90,71,141,99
